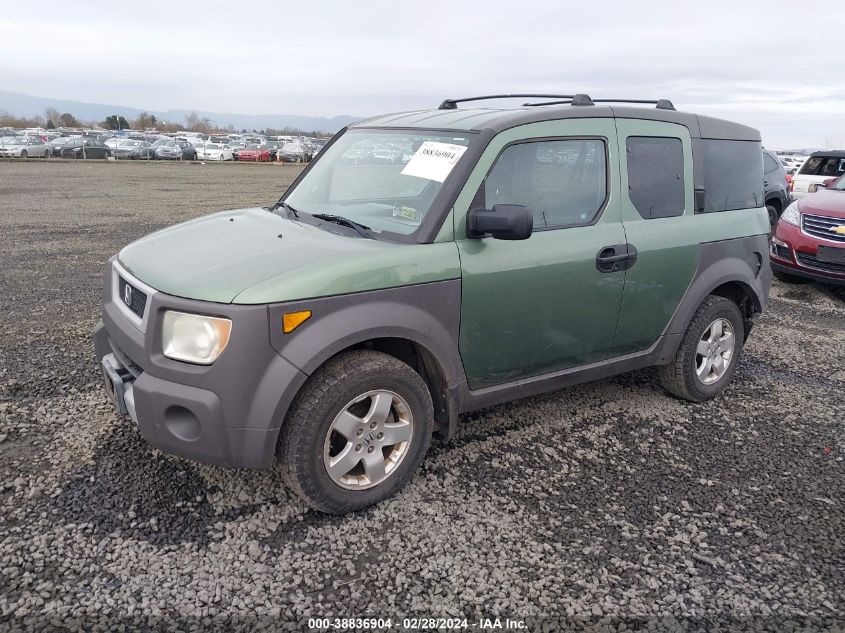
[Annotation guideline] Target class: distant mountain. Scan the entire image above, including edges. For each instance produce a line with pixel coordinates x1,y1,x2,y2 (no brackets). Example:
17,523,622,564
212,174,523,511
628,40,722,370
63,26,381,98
0,90,360,132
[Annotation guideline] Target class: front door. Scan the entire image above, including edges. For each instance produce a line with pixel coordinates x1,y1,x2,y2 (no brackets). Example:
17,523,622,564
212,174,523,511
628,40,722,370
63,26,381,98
455,119,628,390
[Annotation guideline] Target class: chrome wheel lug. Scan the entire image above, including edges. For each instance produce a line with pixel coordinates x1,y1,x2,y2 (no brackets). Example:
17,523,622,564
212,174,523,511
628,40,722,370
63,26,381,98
377,432,383,440
370,422,377,429
356,429,363,436
367,446,375,454
355,444,362,452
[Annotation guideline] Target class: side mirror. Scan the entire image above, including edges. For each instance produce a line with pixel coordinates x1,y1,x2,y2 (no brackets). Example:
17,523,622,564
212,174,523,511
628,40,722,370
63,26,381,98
467,204,533,240
819,177,838,190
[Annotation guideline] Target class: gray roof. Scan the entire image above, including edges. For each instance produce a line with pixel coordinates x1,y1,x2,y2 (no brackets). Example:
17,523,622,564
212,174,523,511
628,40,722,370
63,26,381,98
354,104,760,142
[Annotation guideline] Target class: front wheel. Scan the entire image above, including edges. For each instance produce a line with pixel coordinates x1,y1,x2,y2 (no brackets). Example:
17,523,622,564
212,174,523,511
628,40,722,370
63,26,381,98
20,150,27,159
658,296,745,402
766,205,779,231
279,350,434,514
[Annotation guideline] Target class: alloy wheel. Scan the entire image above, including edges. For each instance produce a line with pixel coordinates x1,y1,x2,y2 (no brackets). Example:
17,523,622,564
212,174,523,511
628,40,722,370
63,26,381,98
695,318,735,385
323,390,414,490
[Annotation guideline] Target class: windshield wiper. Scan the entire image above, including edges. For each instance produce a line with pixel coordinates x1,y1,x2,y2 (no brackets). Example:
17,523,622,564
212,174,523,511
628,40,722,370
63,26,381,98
312,213,373,238
275,201,300,218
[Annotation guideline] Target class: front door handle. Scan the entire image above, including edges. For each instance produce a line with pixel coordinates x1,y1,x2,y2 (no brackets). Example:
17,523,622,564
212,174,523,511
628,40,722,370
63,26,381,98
596,244,638,273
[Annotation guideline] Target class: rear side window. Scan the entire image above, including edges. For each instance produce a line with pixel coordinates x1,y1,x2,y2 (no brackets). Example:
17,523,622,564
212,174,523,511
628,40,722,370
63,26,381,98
626,137,685,219
483,138,607,230
700,140,763,212
763,153,781,174
798,156,845,177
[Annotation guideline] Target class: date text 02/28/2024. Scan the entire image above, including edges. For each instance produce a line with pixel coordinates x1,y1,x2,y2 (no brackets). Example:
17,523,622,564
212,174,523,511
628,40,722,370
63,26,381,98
307,617,527,630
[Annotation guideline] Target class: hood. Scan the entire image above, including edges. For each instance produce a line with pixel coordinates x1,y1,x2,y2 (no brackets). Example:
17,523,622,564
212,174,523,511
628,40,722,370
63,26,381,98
799,190,845,218
118,208,393,303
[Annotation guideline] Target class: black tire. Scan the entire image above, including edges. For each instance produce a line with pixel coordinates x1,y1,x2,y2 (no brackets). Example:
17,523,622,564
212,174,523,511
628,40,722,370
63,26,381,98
20,150,27,159
772,268,809,284
657,295,745,403
766,205,779,231
279,350,434,514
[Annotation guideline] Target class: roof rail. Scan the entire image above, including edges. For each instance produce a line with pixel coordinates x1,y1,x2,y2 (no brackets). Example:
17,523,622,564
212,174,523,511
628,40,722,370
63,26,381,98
526,95,678,111
437,94,575,110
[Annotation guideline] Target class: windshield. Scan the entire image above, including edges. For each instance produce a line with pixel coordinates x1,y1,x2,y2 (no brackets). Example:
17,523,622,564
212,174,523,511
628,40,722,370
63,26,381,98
284,129,474,237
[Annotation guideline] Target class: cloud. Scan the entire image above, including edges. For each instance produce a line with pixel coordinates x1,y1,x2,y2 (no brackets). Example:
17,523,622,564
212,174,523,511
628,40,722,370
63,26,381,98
1,0,843,147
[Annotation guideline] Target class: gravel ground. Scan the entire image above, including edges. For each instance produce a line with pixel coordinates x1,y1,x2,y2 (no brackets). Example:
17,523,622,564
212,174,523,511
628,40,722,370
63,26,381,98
0,160,843,632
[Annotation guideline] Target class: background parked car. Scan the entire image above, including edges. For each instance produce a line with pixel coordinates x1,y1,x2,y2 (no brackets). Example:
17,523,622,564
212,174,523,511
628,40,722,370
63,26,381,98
153,139,197,161
234,145,271,162
0,136,51,158
112,139,153,160
276,141,309,162
779,156,806,174
771,175,845,285
60,138,112,159
196,142,234,161
48,137,75,156
790,150,845,198
764,149,791,228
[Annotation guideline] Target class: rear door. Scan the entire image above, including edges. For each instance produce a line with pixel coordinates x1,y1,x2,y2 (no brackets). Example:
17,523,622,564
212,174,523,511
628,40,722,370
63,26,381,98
611,119,699,354
455,119,628,389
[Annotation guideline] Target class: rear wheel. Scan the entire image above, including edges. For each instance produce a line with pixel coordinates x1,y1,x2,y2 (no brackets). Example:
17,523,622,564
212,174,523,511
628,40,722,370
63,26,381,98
658,296,744,402
20,150,27,159
279,350,434,514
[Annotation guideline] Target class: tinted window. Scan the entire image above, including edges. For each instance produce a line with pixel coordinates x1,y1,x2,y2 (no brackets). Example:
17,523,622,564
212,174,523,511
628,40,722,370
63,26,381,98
818,157,845,177
626,137,685,219
700,140,763,212
763,153,781,174
483,138,607,230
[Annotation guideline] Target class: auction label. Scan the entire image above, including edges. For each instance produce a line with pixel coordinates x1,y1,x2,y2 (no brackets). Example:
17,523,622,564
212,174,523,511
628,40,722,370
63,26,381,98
401,141,468,182
307,616,527,631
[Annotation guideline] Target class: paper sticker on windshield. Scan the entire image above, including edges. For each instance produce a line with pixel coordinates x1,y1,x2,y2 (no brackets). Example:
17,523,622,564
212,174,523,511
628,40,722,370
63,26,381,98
401,142,468,182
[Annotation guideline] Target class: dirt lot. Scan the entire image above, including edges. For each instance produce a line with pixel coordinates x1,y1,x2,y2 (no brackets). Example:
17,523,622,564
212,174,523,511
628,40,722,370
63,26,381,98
0,160,843,631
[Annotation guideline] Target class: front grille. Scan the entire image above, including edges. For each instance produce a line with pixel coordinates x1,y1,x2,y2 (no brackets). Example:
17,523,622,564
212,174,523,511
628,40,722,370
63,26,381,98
802,213,845,243
795,252,845,274
117,276,147,318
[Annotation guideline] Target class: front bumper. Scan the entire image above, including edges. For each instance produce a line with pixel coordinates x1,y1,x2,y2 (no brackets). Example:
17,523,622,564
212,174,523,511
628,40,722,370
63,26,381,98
93,259,309,468
770,221,845,285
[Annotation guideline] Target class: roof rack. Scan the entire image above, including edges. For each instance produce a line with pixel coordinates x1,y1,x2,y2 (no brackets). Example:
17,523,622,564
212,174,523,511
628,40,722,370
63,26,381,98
525,95,675,110
437,94,575,110
441,93,676,111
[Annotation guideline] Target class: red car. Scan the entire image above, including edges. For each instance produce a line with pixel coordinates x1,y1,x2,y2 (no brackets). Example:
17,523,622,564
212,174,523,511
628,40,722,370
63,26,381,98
771,176,845,285
235,145,271,162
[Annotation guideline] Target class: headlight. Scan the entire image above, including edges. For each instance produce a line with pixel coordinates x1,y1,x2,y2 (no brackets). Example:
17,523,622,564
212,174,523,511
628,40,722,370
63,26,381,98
780,201,801,226
162,311,231,364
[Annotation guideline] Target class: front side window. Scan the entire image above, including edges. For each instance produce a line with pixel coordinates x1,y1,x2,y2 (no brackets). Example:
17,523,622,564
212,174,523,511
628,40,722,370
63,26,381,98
626,136,685,219
481,138,607,230
284,128,475,237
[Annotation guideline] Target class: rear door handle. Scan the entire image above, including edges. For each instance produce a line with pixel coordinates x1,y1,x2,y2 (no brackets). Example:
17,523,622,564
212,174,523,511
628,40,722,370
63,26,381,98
596,244,638,273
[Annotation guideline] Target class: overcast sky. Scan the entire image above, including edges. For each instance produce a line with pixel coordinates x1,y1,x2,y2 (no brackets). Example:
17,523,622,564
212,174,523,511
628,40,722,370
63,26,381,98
2,0,843,148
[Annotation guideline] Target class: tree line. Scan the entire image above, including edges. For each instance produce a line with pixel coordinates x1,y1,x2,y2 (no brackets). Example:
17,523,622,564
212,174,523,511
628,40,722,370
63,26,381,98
0,107,328,137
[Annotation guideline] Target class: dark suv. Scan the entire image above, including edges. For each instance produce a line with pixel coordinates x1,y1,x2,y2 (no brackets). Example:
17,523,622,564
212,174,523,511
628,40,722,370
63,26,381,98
763,149,790,228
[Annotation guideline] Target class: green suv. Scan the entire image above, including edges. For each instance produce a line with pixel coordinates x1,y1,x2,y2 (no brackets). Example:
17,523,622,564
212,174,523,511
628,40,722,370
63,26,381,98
94,93,771,513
